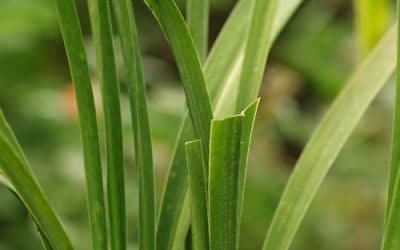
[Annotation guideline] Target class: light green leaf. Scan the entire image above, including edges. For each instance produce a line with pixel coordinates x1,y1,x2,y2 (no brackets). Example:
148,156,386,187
86,0,125,248
185,139,209,250
235,0,280,111
0,174,12,190
187,0,209,62
111,0,156,249
263,25,396,250
353,0,390,56
156,0,303,248
54,0,107,248
208,115,243,250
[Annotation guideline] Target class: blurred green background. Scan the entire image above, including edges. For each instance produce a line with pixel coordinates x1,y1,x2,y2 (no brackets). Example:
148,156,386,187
0,0,396,249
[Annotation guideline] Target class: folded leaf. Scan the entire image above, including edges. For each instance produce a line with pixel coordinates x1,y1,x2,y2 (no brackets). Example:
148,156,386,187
237,99,260,240
209,115,243,250
156,0,303,248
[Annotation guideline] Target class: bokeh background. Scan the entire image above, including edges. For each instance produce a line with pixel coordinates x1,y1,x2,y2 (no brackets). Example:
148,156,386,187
0,0,396,249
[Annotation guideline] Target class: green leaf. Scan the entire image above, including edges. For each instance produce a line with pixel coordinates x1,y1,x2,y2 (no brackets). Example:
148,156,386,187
353,0,390,55
187,0,209,62
156,0,303,248
0,174,12,190
0,111,28,164
53,0,107,248
110,0,156,249
185,139,209,250
237,99,260,237
235,0,280,111
0,112,54,248
86,0,125,249
156,120,192,250
145,0,214,157
208,115,243,250
263,25,396,250
211,0,303,117
0,116,73,249
381,4,400,249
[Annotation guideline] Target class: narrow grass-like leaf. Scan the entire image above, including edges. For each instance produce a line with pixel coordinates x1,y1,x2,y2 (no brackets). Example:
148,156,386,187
209,115,243,250
206,0,302,107
187,0,209,62
156,120,192,250
185,139,209,250
263,25,396,250
0,129,72,249
386,2,400,222
156,0,303,248
145,0,214,157
237,99,260,240
110,0,155,249
86,0,125,249
235,0,280,111
0,111,28,164
54,0,107,248
381,4,400,249
0,174,12,190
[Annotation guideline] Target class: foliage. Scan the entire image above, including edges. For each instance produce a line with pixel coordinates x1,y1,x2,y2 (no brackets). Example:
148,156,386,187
0,0,399,250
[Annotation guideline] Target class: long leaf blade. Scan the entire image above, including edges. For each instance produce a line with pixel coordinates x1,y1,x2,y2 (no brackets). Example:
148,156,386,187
235,0,280,111
53,0,107,248
381,4,400,249
0,111,53,248
156,0,303,248
237,99,260,240
145,0,214,157
86,0,126,248
208,115,243,250
187,0,209,62
185,139,209,250
0,116,73,249
263,25,397,250
110,0,156,249
156,119,192,250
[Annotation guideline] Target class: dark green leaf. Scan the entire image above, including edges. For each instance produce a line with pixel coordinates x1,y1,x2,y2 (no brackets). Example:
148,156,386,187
54,0,107,248
185,139,209,250
86,0,125,248
111,0,156,248
155,0,302,248
145,0,214,157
